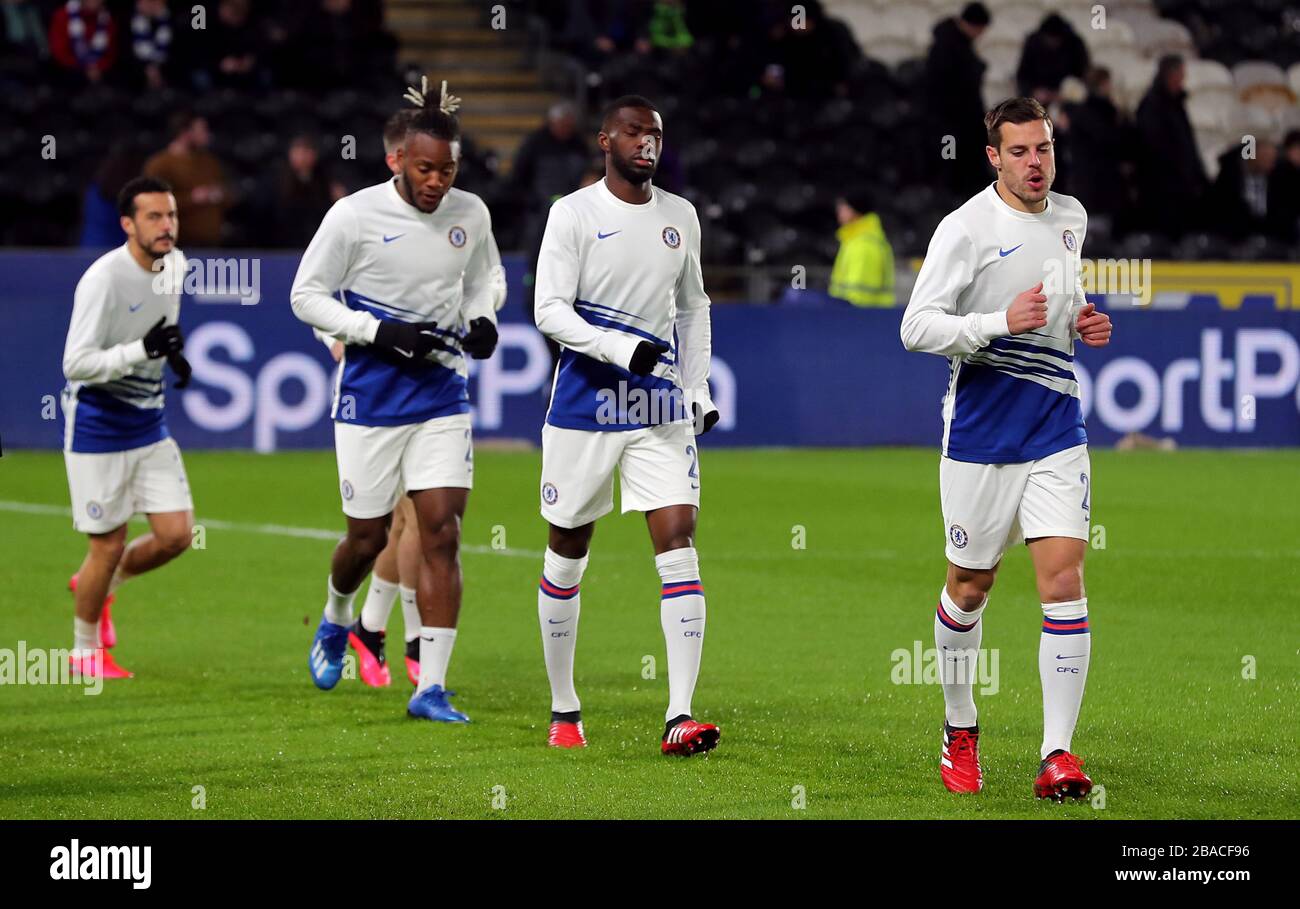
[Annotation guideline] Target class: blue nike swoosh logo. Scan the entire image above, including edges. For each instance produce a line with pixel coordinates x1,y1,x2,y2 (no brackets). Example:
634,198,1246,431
547,617,571,625
596,230,621,240
998,244,1023,257
679,617,703,624
1056,654,1085,660
128,302,143,312
383,234,405,243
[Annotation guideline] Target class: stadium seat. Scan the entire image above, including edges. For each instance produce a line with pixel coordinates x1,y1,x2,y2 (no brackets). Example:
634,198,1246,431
1127,16,1196,58
1187,92,1236,132
1234,61,1297,110
1121,231,1174,259
1079,19,1138,55
1185,58,1235,96
1175,232,1229,261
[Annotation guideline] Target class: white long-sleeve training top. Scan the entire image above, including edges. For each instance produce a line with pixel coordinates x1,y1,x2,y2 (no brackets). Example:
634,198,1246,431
900,183,1089,463
290,178,505,426
62,244,185,453
533,177,713,431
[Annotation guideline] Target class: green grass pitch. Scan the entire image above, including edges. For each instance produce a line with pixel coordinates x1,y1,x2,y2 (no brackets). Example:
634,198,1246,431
0,447,1295,819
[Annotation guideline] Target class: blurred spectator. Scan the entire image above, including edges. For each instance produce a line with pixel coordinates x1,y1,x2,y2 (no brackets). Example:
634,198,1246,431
119,0,171,91
510,102,591,214
79,141,146,247
829,188,895,307
513,102,592,326
1060,66,1133,220
0,0,49,79
257,134,342,248
189,0,263,92
1134,54,1207,237
284,0,397,92
49,0,118,86
647,0,691,52
143,111,231,246
1016,13,1088,105
925,2,991,197
558,0,653,68
1209,138,1281,240
1270,131,1300,243
760,0,859,99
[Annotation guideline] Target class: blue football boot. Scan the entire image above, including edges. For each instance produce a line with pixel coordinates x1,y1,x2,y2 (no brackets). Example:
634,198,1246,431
308,616,349,690
407,685,470,723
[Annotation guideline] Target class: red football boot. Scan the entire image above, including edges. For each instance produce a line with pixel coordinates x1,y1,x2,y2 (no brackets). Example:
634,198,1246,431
941,723,983,793
404,638,419,687
68,649,133,679
347,622,391,687
661,716,720,756
69,573,116,648
548,719,588,749
1034,750,1093,800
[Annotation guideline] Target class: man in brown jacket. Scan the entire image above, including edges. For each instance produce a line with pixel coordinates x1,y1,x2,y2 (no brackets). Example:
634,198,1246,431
144,112,231,247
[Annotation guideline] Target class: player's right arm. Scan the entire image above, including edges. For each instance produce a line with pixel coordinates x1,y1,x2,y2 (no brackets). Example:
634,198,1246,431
533,200,645,371
63,270,152,383
901,216,1030,356
290,199,379,345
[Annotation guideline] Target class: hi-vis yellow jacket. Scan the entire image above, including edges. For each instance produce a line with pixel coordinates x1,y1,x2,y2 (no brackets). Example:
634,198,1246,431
830,212,895,307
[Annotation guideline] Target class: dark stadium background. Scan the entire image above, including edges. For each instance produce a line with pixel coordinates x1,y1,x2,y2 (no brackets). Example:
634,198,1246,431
1,0,1297,451
0,1,1297,832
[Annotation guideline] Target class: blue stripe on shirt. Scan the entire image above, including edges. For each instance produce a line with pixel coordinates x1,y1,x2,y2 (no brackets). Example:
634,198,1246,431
946,363,1086,463
67,386,169,453
335,292,468,425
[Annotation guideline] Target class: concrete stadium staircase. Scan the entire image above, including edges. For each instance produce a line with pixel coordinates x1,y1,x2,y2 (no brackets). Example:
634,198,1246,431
385,0,567,172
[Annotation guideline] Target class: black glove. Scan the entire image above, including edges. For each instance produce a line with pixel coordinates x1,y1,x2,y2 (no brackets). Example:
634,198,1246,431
374,320,441,359
628,340,669,376
692,402,720,434
461,317,498,359
167,352,192,389
143,316,184,359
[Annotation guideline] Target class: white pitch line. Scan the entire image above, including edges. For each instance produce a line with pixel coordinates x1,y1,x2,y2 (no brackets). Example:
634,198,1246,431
0,500,543,559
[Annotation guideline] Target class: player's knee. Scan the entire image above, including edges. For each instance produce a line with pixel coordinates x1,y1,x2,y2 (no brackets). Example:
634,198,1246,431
949,583,989,612
90,533,127,564
158,528,192,558
421,517,461,562
1040,565,1084,603
348,525,389,562
948,567,995,610
658,532,694,553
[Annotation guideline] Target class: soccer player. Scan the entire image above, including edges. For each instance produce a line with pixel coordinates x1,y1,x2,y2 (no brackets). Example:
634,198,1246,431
314,334,423,688
61,176,196,679
532,95,721,755
315,108,424,689
290,81,506,722
901,97,1113,799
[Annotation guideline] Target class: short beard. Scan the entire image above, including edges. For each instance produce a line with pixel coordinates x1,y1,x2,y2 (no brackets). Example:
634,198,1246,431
610,153,655,186
137,237,168,261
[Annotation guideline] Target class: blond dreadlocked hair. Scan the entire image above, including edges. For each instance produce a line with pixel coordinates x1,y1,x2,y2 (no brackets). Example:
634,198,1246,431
399,75,463,155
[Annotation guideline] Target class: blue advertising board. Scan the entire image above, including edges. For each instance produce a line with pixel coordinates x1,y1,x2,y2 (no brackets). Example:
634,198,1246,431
1,250,1297,451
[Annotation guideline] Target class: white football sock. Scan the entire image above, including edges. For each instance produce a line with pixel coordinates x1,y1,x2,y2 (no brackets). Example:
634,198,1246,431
323,575,357,627
657,547,706,722
358,575,398,633
538,548,587,714
1039,598,1090,759
417,626,457,693
399,586,420,643
935,587,986,729
73,616,100,656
